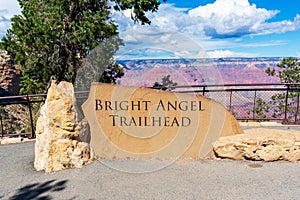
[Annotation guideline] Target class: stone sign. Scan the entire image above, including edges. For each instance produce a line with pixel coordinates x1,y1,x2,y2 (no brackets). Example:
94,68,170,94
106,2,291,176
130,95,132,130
82,83,243,159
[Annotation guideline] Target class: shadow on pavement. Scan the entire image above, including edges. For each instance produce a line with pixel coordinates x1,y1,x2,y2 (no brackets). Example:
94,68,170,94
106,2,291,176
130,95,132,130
9,179,68,200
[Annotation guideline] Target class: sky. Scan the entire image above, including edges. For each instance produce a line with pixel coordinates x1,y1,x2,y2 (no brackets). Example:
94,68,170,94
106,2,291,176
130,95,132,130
0,0,300,59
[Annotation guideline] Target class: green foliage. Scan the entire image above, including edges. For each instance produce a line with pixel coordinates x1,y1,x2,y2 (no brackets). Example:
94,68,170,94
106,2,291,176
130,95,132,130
99,63,124,83
266,57,300,83
231,110,238,118
113,0,166,25
265,57,300,122
269,93,287,118
153,75,178,91
0,0,165,94
247,98,269,121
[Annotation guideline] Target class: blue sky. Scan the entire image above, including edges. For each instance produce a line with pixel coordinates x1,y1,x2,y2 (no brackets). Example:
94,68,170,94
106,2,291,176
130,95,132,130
0,0,299,59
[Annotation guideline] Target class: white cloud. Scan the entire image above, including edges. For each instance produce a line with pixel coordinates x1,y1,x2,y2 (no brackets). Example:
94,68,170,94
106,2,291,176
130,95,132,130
123,34,139,43
188,0,300,38
116,27,207,59
206,50,257,58
0,1,21,37
188,0,279,38
0,1,21,18
114,0,300,39
0,11,11,36
174,50,207,59
242,40,286,48
198,40,234,51
256,14,300,35
115,47,178,60
112,0,300,59
114,4,201,37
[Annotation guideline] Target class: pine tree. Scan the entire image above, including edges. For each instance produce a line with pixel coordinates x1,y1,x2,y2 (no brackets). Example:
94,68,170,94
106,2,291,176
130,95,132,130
266,57,300,83
266,57,300,121
0,0,164,94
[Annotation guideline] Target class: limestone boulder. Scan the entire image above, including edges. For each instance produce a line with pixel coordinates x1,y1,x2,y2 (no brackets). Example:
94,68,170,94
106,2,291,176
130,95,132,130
34,81,91,173
213,128,300,162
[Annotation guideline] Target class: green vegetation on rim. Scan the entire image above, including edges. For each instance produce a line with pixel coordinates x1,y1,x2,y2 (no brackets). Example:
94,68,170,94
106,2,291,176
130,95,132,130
266,57,300,84
153,75,178,91
248,57,300,121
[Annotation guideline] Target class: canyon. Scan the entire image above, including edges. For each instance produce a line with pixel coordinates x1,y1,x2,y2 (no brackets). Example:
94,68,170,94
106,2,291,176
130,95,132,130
118,57,282,87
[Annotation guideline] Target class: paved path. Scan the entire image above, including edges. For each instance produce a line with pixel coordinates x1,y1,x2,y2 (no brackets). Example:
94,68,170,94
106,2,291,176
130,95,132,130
1,141,300,199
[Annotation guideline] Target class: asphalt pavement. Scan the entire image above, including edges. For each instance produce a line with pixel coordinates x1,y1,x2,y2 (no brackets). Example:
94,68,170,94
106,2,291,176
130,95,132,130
1,141,300,199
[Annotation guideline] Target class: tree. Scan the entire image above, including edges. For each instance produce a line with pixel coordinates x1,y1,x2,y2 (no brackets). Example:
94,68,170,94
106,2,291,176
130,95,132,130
0,0,165,94
266,57,300,121
153,75,178,91
247,98,269,121
266,57,300,83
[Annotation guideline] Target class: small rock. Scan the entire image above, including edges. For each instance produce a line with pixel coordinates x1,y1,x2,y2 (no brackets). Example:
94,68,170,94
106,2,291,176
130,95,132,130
1,137,22,145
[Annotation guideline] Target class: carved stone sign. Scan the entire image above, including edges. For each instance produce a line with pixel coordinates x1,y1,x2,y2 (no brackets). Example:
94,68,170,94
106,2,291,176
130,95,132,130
82,83,243,159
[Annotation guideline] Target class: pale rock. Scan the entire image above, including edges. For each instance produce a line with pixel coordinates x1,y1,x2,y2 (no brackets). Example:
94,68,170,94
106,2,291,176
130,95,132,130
34,81,91,173
260,122,283,127
213,128,300,162
0,137,32,145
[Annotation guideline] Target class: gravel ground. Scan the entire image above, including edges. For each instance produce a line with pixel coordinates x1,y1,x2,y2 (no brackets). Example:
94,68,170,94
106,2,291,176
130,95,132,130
1,141,300,200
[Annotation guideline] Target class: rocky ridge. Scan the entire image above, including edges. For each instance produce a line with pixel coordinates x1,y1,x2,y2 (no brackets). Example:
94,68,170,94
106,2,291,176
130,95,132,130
118,58,281,87
0,50,21,95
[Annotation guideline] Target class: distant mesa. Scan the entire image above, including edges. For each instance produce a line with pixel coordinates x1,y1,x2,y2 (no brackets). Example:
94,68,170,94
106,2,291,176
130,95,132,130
118,57,282,87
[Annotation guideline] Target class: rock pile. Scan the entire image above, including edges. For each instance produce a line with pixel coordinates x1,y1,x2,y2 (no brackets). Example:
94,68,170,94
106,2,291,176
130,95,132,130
213,128,300,162
34,81,91,172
